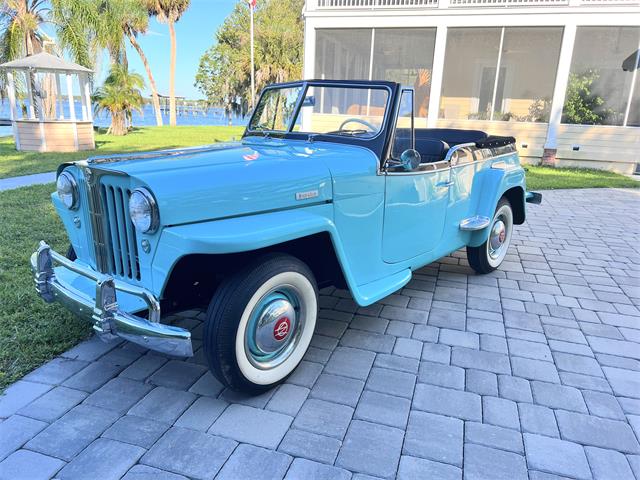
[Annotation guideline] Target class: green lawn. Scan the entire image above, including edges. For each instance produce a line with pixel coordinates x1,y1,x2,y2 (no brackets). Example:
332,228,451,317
525,165,639,190
0,125,245,179
0,184,92,390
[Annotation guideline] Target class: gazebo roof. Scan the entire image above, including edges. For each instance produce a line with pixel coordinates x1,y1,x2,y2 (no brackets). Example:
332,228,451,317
0,52,92,73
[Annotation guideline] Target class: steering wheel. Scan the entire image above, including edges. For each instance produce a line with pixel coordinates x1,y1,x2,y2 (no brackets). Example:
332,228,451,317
338,118,377,133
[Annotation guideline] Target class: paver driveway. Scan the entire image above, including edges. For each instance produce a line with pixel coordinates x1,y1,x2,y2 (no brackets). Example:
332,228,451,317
1,187,639,480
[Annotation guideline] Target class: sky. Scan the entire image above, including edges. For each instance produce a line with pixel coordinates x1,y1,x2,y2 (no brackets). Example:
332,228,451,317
97,0,239,99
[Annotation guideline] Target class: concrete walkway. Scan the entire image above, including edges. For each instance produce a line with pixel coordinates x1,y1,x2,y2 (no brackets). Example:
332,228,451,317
0,171,56,192
0,188,639,480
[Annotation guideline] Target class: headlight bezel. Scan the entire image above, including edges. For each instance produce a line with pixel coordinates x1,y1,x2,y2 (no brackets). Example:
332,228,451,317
56,171,79,210
129,187,159,234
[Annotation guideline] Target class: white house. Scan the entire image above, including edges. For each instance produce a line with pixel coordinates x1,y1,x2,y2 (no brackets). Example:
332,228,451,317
302,0,640,173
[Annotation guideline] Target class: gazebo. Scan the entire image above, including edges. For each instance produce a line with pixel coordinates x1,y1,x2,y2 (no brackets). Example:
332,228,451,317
0,52,95,152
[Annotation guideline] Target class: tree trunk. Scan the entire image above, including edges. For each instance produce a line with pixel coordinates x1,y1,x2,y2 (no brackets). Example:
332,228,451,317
128,31,163,127
110,110,127,135
168,21,177,126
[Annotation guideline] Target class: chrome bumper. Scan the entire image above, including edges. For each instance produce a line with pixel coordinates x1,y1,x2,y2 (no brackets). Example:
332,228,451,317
30,241,193,357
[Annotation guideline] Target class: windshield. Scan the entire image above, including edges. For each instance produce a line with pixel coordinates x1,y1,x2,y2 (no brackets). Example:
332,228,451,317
248,84,390,138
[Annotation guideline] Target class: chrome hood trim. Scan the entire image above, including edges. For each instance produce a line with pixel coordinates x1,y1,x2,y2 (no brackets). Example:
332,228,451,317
85,143,242,166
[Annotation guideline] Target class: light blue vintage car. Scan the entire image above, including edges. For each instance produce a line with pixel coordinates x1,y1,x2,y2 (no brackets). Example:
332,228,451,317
32,80,541,393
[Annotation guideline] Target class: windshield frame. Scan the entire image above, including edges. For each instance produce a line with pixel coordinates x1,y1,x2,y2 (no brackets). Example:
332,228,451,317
244,80,395,142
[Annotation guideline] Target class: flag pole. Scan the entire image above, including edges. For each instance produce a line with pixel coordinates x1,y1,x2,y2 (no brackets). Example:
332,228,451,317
249,0,255,109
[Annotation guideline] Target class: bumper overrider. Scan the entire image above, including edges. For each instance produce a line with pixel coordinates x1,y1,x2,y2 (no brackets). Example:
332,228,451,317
30,241,193,357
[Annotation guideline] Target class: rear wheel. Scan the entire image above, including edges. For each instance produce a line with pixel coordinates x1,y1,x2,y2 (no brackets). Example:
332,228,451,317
203,253,318,394
467,197,513,274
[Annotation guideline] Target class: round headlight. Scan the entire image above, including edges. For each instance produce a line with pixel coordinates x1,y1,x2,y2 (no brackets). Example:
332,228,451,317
56,171,78,210
129,188,159,234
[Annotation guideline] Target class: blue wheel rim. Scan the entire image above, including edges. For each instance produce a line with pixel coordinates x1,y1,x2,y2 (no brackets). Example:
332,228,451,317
245,286,303,369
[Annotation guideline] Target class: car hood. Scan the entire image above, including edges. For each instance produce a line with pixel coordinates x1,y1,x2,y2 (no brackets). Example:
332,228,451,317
83,137,365,226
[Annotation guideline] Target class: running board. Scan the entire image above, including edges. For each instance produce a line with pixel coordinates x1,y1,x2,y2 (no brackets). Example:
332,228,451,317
460,215,491,231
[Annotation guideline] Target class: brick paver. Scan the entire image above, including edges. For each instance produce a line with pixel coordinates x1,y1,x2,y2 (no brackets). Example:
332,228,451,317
1,187,639,479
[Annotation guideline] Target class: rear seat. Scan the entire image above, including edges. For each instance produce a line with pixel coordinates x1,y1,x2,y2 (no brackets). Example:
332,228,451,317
417,128,487,146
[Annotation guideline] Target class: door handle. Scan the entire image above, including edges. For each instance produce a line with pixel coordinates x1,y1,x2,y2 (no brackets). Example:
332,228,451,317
436,181,454,188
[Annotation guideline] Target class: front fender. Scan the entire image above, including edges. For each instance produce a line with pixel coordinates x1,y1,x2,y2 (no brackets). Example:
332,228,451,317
151,203,368,304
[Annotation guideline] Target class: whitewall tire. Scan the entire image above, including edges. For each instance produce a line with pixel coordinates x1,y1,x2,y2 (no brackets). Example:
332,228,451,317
204,253,318,393
467,197,514,274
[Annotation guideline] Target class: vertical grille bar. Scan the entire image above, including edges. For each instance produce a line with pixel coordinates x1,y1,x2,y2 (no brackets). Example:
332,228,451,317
104,185,124,276
113,189,131,278
121,189,141,280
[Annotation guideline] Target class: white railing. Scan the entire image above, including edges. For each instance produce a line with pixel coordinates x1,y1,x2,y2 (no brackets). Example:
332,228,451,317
578,0,639,4
316,0,438,8
449,0,567,6
314,0,638,7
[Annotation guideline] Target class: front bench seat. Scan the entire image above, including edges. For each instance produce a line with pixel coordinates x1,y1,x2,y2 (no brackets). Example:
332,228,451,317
415,138,450,164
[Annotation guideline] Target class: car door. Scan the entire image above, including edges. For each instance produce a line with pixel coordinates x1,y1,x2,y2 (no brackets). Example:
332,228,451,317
381,90,451,264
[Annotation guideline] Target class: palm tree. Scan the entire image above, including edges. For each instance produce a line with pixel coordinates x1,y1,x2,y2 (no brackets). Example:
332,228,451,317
145,0,190,126
0,0,48,60
51,0,163,126
50,0,103,69
93,63,144,135
1,0,49,107
51,0,125,69
121,1,163,126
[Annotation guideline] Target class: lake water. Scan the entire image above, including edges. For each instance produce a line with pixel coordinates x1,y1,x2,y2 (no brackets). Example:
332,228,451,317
0,101,248,137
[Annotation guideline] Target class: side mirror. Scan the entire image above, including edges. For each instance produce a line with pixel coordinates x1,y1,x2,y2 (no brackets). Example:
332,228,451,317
400,149,421,171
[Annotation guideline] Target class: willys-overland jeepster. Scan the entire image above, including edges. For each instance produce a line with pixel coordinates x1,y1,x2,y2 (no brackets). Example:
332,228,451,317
32,80,541,393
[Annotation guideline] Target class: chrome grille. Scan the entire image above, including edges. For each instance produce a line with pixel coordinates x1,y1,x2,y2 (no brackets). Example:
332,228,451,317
83,168,140,281
100,181,140,280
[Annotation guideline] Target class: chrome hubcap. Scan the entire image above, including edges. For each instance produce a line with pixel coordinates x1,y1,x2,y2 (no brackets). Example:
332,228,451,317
488,218,507,259
245,287,303,370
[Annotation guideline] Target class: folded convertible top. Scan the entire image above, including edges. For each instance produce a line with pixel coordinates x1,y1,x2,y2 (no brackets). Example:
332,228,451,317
475,136,516,149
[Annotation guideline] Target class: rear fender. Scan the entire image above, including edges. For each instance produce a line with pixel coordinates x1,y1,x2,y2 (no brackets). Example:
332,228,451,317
467,163,525,248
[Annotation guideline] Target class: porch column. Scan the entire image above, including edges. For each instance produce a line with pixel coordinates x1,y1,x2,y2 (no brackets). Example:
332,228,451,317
622,37,640,127
427,26,447,128
543,23,577,166
25,70,36,119
6,71,20,149
79,73,93,122
66,73,79,150
302,20,316,80
55,73,64,119
35,72,47,152
83,73,93,122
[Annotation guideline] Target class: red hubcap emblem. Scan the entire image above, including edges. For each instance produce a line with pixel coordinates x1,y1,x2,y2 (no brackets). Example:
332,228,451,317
273,317,291,341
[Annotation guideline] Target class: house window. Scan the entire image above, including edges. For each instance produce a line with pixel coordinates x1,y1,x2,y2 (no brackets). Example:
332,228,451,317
314,28,437,124
440,26,562,122
563,26,640,127
439,28,502,120
499,27,563,122
314,29,372,82
371,28,436,126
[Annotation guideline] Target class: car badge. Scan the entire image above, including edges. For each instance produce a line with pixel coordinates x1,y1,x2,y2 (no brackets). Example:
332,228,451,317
295,190,319,201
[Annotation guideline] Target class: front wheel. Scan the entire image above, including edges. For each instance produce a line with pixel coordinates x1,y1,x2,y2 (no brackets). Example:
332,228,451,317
467,197,514,274
203,253,318,394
